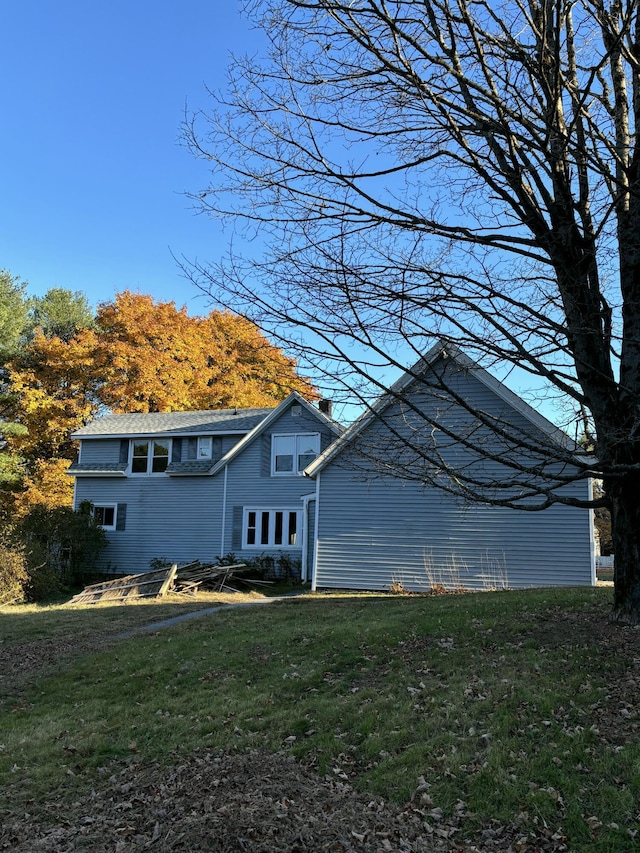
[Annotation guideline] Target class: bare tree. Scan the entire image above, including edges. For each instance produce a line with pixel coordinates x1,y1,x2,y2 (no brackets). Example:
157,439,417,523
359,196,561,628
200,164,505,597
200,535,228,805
182,0,640,623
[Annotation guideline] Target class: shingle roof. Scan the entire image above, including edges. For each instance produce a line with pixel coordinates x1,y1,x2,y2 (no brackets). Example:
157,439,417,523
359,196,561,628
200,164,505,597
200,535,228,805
165,460,214,476
71,408,275,439
66,462,128,476
208,393,344,475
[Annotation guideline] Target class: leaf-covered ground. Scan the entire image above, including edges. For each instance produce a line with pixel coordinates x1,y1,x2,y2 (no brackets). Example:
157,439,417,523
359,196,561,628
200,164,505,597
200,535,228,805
1,588,639,852
2,747,579,852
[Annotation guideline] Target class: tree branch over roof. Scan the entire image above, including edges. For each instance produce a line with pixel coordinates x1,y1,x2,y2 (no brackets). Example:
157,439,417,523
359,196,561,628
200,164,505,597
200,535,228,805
181,0,640,621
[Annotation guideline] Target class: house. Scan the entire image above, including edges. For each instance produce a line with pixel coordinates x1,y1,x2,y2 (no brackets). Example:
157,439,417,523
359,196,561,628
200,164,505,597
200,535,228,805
69,344,595,590
305,343,595,591
68,394,342,578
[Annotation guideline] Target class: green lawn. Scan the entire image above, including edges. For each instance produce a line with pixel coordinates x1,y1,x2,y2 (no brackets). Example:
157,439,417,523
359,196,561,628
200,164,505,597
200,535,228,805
1,586,638,850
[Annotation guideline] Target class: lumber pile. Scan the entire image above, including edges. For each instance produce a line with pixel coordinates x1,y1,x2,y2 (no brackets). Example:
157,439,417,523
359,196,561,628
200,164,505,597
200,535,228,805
69,560,268,605
172,561,259,595
69,564,177,605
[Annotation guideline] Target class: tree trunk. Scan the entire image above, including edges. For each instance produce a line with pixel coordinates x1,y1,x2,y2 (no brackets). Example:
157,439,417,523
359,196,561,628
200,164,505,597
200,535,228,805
609,472,640,624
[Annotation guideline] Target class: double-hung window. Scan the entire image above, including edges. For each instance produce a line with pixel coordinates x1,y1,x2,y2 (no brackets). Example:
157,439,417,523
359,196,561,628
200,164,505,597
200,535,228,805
130,439,170,474
271,433,320,475
197,436,212,459
244,508,301,548
92,504,117,530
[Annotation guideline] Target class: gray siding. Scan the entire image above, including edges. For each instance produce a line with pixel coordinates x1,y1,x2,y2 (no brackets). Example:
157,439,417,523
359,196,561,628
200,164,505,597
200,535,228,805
73,402,334,574
338,367,574,504
221,405,333,561
314,471,592,590
222,435,242,455
271,404,329,438
314,363,594,591
74,473,225,574
79,439,122,465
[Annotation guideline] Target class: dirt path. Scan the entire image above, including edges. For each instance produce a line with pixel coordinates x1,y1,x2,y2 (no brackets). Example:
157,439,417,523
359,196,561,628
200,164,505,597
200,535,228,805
115,592,303,638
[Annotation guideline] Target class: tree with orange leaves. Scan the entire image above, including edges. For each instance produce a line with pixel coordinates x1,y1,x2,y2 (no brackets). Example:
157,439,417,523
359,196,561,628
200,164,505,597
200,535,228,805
8,330,99,462
8,291,316,468
11,458,74,519
6,292,316,516
94,292,316,413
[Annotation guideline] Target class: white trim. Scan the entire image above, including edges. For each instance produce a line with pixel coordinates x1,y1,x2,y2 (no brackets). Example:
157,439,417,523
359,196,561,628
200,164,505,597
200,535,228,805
301,502,308,580
75,429,254,440
69,471,127,478
300,492,316,582
242,507,302,549
92,503,118,531
128,438,172,476
220,466,228,558
588,477,597,586
271,432,320,476
311,473,321,592
197,436,213,459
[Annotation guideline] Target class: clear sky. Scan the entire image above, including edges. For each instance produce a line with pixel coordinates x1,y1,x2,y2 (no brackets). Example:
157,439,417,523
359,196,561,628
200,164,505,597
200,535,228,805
0,2,570,427
0,1,261,313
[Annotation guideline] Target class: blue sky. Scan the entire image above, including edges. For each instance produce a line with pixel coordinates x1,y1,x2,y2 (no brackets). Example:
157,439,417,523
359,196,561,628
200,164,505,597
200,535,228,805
0,2,574,427
0,1,262,313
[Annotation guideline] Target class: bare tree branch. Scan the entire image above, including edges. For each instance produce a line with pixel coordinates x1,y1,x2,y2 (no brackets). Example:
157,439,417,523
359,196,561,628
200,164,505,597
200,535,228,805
181,0,640,621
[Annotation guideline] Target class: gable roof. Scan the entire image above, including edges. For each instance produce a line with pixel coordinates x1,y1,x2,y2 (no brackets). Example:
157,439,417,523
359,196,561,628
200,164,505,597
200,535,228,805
305,341,576,477
69,393,342,478
209,391,343,475
71,407,275,440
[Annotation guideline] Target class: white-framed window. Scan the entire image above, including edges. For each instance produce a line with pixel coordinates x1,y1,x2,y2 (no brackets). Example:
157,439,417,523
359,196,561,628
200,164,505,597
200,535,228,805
93,504,117,531
243,508,301,548
271,433,320,475
197,436,212,459
130,439,171,474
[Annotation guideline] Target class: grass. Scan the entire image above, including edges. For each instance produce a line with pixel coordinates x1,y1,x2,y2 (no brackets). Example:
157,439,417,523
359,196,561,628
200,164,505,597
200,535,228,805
0,588,272,643
1,586,639,850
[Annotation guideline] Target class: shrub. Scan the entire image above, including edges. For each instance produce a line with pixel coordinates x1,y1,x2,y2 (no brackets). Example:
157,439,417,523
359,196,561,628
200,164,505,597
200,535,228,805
147,552,304,589
18,503,107,598
273,552,302,582
240,552,302,583
0,531,29,605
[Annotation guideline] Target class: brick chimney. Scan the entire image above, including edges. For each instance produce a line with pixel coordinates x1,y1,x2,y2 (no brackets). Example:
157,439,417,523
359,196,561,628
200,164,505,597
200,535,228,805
318,399,333,418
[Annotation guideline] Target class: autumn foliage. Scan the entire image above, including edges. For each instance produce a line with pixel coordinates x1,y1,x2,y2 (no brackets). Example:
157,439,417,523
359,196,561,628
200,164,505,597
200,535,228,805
12,459,74,520
8,331,98,461
92,292,316,413
5,291,316,516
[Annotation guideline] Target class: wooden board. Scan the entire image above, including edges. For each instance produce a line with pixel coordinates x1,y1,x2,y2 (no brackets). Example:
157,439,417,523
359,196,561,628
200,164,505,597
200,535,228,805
69,564,178,605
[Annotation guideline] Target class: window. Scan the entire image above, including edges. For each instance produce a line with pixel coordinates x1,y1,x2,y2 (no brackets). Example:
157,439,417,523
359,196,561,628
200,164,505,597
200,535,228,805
271,433,320,475
244,509,301,548
93,504,117,531
197,436,212,459
130,439,170,474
